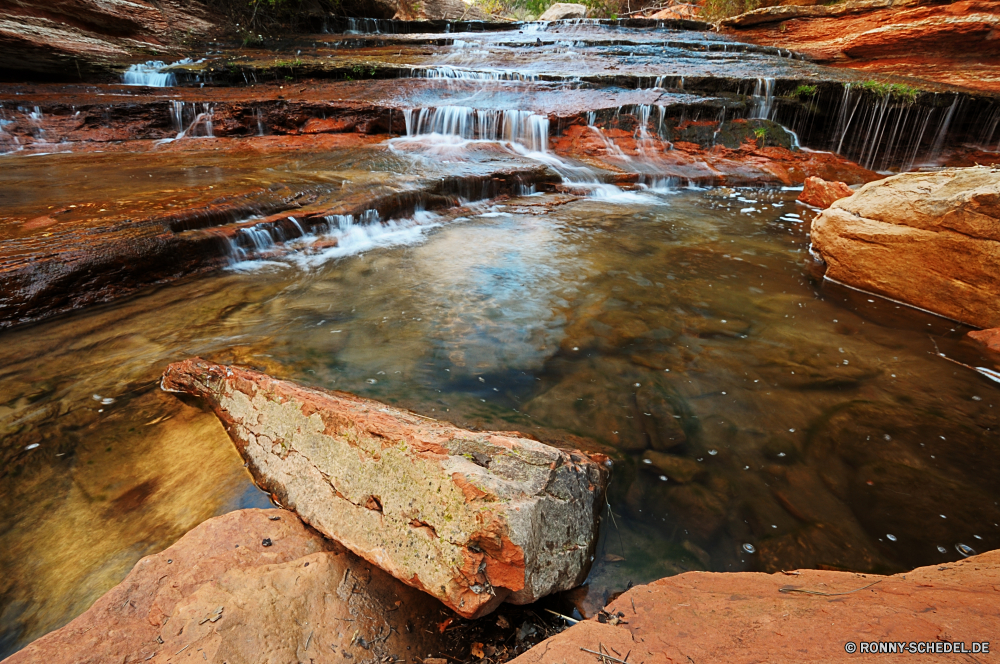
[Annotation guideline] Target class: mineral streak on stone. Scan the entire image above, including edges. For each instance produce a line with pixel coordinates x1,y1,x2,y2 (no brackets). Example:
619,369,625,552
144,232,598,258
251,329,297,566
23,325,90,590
160,359,610,619
810,166,1000,329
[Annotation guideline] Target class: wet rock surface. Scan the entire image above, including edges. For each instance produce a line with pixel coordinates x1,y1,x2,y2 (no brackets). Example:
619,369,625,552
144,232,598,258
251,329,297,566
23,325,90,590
161,358,610,618
2,508,449,664
510,549,1000,664
811,166,1000,328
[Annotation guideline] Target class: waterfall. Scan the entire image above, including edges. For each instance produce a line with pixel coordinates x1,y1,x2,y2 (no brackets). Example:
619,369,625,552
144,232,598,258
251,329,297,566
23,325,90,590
123,61,178,87
928,95,960,162
255,108,266,136
750,78,775,120
170,102,215,139
409,66,539,82
401,107,549,153
826,85,944,171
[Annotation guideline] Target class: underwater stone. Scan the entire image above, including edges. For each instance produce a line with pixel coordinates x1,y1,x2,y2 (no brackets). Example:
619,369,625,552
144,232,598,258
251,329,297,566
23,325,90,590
161,358,609,618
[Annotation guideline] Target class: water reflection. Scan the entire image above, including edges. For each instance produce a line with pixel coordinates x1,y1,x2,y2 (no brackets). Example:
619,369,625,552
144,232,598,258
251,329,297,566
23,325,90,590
1,187,998,653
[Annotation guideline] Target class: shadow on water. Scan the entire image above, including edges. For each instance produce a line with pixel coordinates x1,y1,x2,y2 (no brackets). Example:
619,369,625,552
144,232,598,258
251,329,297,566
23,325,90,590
1,186,997,650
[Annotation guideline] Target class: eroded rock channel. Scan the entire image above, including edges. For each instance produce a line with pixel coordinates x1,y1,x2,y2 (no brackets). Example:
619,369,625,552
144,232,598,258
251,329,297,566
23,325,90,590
2,8,1000,664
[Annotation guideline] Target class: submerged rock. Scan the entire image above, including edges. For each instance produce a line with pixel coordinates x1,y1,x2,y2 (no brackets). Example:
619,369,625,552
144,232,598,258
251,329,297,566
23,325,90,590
538,3,588,20
508,548,1000,664
797,176,855,209
160,359,610,619
810,166,1000,329
3,509,447,664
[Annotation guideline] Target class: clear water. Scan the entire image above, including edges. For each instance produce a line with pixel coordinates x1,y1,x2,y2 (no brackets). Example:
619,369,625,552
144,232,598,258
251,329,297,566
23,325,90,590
2,186,998,651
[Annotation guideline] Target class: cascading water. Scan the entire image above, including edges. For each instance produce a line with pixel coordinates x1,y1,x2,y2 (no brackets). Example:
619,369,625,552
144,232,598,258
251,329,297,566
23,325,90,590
400,107,550,153
168,102,215,139
750,78,775,120
123,61,178,87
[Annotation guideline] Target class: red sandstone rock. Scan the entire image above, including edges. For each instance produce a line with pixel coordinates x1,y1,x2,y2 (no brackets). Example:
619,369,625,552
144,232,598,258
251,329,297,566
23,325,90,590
968,327,1000,354
2,508,448,664
160,359,610,619
810,166,1000,329
511,549,1000,664
0,0,218,80
798,176,855,208
550,123,880,186
722,0,1000,93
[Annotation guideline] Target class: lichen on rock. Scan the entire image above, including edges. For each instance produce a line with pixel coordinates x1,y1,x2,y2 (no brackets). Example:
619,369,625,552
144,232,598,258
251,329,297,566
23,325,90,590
161,358,610,618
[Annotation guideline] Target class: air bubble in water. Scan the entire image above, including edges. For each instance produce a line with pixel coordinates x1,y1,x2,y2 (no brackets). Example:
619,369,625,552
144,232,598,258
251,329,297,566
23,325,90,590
366,378,377,384
742,543,756,554
708,449,718,456
886,534,897,542
937,545,947,554
955,543,976,557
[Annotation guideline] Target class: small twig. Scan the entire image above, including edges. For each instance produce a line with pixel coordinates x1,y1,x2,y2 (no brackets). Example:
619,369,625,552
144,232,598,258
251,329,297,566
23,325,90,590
581,647,629,664
929,336,1000,384
175,644,190,655
779,579,882,596
606,500,626,560
544,608,579,625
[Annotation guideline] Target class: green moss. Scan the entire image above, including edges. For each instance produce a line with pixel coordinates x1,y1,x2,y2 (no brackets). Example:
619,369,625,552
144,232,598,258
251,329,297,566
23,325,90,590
791,84,817,98
858,81,920,104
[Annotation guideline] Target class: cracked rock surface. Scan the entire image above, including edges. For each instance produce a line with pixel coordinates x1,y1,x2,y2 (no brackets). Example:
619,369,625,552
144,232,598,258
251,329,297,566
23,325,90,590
161,358,610,619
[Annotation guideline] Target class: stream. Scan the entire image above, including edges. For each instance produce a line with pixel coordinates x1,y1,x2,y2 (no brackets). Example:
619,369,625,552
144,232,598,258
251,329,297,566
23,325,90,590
1,17,999,658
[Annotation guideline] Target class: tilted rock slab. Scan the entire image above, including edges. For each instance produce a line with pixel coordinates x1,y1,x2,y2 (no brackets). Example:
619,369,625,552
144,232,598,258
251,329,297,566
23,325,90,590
810,166,1000,329
161,359,609,619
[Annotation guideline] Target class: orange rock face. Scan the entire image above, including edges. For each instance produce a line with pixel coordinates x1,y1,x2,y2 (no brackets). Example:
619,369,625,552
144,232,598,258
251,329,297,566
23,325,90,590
550,123,881,186
723,0,1000,93
810,166,1000,329
968,327,1000,354
2,509,449,664
161,359,610,619
798,176,855,208
511,549,1000,664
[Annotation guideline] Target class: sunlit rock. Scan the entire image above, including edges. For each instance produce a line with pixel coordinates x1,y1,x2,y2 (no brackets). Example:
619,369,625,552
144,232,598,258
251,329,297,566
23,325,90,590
538,3,587,20
810,166,1000,328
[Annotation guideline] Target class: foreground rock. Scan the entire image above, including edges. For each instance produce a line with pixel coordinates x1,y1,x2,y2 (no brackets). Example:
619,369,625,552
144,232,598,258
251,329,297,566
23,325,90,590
161,359,610,619
539,3,588,20
3,509,448,664
810,166,1000,329
511,549,1000,663
798,176,855,209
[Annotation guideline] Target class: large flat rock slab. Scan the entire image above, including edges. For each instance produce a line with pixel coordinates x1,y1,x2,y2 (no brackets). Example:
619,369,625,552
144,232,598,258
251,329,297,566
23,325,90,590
810,166,1000,329
161,359,610,619
2,509,449,664
511,548,1000,663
